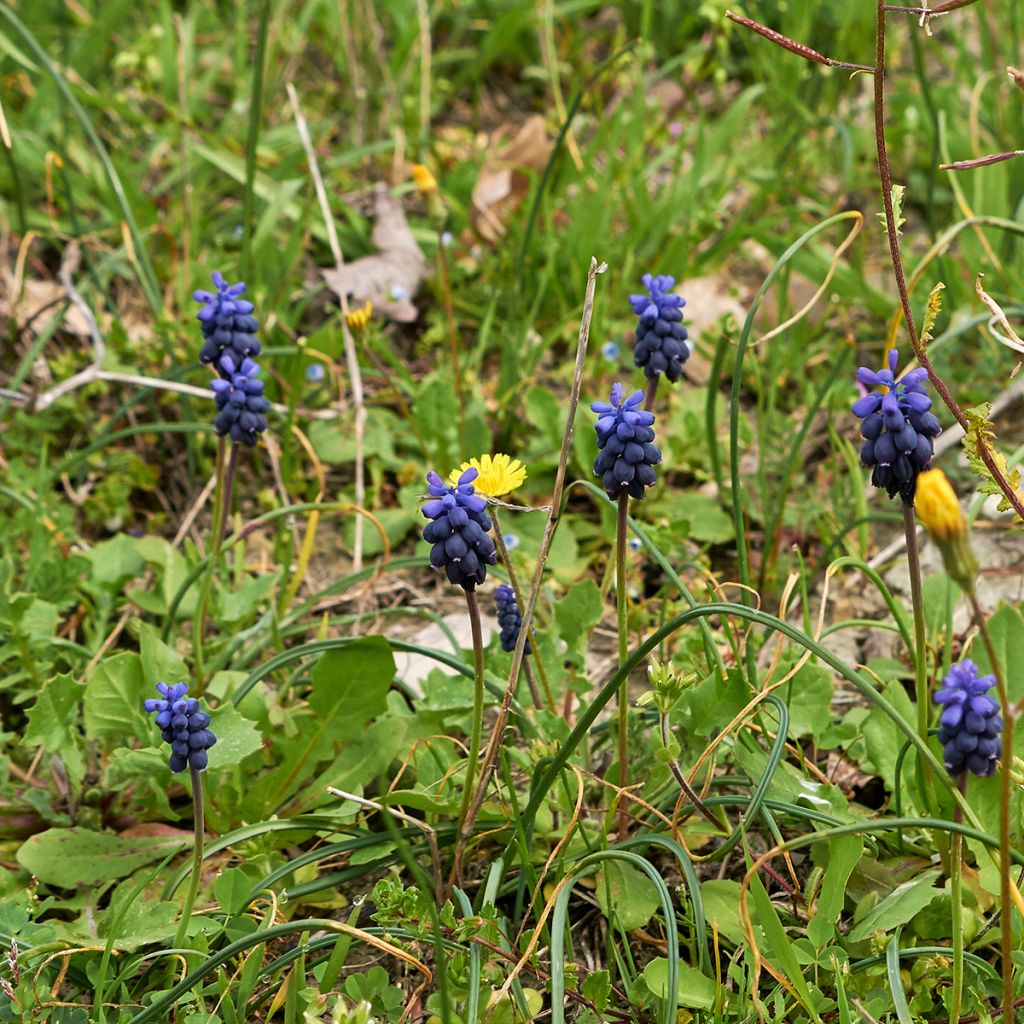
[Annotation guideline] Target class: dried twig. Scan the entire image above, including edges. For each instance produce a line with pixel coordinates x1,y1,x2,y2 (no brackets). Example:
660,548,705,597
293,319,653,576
725,11,875,73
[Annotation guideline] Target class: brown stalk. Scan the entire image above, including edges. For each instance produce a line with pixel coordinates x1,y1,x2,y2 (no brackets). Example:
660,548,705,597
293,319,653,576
725,11,875,72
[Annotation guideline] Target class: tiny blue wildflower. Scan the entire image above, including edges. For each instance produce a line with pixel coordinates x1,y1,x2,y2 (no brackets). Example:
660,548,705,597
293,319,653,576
494,583,531,654
601,341,620,361
502,532,520,552
934,660,1002,777
306,363,326,383
853,349,941,504
629,537,643,551
592,383,662,500
441,231,454,248
421,468,497,590
390,284,410,301
211,355,270,447
629,274,689,383
144,681,217,773
194,272,261,367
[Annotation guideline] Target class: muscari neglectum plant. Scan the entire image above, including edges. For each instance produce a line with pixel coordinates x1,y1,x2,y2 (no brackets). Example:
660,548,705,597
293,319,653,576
144,681,217,950
629,273,689,410
421,466,497,868
592,382,661,836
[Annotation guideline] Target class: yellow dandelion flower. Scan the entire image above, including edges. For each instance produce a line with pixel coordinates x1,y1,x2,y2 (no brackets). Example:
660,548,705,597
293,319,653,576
411,163,437,194
915,469,965,542
346,300,372,331
449,453,527,498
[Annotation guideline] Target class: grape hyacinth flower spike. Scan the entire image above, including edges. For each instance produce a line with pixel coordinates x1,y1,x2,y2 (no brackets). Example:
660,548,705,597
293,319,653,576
421,468,497,590
495,584,530,654
934,660,1002,778
629,273,689,383
592,383,662,500
853,349,941,504
210,355,270,447
194,272,261,367
144,681,217,773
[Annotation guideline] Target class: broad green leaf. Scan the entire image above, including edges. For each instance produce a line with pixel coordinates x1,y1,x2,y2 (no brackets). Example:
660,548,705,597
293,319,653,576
554,579,602,653
658,491,735,545
101,880,178,951
207,704,264,770
640,957,717,1009
17,827,190,888
971,603,1024,705
308,637,394,739
213,866,254,916
24,673,85,786
595,860,660,931
581,969,611,1012
82,534,145,593
847,868,942,943
810,835,863,946
781,659,833,740
84,652,148,742
219,570,280,624
140,624,189,686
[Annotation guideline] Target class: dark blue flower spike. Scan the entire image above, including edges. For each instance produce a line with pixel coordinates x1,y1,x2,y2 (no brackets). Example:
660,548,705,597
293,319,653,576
853,349,941,504
210,355,270,447
421,468,498,590
495,583,530,654
629,274,690,383
934,659,1002,778
144,681,217,773
592,383,662,500
194,272,261,367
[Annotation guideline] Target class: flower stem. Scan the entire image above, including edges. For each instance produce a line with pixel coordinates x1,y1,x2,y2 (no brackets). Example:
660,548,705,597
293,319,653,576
968,592,1015,1020
903,504,932,776
616,492,630,839
452,588,485,885
172,768,205,952
193,438,228,692
643,375,659,412
949,774,967,1024
659,713,728,833
436,226,466,459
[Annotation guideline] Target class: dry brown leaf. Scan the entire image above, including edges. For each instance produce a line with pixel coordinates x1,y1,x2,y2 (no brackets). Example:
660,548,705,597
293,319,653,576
0,271,91,339
321,184,426,323
471,115,553,243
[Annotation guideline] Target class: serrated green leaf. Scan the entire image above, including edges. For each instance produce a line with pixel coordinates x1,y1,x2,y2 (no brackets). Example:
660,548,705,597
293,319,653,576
919,281,945,347
847,868,942,942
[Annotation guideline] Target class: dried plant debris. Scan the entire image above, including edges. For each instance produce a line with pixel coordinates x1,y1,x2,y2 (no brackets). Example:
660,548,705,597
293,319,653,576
321,184,426,323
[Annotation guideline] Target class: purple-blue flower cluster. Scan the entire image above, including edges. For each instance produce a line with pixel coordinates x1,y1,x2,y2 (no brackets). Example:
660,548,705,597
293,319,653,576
195,273,269,447
495,583,530,654
934,659,1002,777
629,274,689,383
144,682,218,773
211,355,270,447
421,469,497,590
592,383,661,500
852,350,941,504
194,272,261,367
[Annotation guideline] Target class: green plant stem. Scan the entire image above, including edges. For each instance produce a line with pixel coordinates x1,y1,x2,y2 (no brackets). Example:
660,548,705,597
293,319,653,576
903,505,931,769
240,0,271,282
950,774,967,1024
968,592,1015,1020
172,769,205,952
522,658,543,710
616,492,630,840
193,440,237,692
452,588,485,887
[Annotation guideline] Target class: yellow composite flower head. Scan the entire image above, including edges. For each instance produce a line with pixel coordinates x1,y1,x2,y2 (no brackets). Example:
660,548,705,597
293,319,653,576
346,300,372,331
411,163,437,194
449,454,527,498
914,468,965,542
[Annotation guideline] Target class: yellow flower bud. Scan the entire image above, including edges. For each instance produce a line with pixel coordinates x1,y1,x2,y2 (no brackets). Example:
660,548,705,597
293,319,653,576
914,469,965,542
914,468,979,591
411,163,437,194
